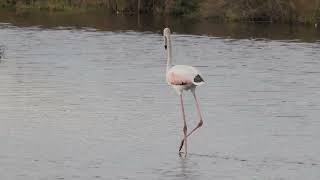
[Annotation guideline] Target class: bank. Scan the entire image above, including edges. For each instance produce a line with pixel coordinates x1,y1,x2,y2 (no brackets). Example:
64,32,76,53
0,0,319,24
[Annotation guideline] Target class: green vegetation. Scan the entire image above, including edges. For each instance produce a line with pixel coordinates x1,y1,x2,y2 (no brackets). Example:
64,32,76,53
0,0,319,23
0,0,110,11
166,0,201,17
201,0,320,23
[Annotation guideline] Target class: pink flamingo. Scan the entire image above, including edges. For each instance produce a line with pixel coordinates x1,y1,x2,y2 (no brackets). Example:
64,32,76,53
163,28,205,155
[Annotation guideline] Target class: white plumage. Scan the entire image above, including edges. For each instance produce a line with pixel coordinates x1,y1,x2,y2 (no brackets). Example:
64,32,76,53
167,65,204,94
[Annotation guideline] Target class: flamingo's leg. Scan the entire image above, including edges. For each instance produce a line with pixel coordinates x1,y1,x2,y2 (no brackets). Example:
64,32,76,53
179,89,203,151
179,94,188,155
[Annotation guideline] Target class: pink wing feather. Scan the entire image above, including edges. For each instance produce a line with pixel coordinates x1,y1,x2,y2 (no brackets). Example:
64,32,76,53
167,72,193,85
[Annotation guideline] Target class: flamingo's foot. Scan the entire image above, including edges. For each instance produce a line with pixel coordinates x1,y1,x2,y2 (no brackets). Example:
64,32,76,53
178,151,187,158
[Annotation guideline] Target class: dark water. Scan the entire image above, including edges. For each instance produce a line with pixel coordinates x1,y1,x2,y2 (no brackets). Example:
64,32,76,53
0,11,320,180
0,10,320,41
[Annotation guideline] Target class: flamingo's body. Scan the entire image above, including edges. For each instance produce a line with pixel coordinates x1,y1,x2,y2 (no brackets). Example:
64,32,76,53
163,28,204,156
167,65,204,93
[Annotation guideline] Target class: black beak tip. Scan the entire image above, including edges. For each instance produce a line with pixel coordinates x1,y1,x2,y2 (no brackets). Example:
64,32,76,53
164,45,167,50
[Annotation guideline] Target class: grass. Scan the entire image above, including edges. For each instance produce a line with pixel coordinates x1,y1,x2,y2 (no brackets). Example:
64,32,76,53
0,0,319,23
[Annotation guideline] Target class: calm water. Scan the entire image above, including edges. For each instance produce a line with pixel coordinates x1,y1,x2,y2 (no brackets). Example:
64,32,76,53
1,11,320,180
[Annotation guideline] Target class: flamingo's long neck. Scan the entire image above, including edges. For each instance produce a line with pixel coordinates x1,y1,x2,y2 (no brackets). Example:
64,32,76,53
166,35,172,73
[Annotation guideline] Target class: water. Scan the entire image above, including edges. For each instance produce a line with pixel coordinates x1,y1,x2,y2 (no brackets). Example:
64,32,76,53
0,11,320,180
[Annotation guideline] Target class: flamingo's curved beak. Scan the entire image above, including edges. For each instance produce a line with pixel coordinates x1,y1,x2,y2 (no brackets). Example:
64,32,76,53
164,37,168,50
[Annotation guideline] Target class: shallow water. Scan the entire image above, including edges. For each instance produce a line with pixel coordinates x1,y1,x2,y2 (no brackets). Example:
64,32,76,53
1,14,320,179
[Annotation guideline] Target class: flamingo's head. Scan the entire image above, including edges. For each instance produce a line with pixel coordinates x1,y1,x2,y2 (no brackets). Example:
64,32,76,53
163,28,171,50
163,28,171,36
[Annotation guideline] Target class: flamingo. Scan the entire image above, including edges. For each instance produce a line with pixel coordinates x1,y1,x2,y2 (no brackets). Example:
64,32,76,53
163,28,205,155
